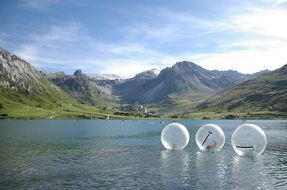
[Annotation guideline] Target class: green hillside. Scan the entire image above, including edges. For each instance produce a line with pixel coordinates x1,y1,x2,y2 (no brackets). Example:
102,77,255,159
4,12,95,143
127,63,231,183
192,64,287,119
0,86,125,119
0,48,123,119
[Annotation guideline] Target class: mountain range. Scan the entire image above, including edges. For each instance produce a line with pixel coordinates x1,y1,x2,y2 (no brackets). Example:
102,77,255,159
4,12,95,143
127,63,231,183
0,47,120,119
45,61,253,105
114,61,248,103
46,69,117,106
0,47,286,119
196,64,287,113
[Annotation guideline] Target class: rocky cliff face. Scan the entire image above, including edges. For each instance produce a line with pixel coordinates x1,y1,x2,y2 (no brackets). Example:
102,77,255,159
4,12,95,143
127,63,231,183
0,47,81,115
49,70,90,94
0,47,42,90
0,47,60,93
47,69,117,105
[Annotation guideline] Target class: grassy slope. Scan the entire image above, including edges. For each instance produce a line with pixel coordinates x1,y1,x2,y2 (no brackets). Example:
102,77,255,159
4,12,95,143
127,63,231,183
148,65,287,119
150,99,287,119
0,87,129,119
0,65,125,119
1,86,286,120
189,65,287,119
150,93,209,115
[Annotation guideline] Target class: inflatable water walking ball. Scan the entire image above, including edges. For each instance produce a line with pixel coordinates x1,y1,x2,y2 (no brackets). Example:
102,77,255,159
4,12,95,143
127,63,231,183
195,124,225,151
231,124,267,157
161,123,190,150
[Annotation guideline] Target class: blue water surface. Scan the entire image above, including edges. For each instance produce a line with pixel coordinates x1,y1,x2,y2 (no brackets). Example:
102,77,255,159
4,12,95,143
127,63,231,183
0,120,287,189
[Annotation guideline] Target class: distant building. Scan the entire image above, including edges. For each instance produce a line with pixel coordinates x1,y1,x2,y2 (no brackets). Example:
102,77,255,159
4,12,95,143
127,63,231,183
121,102,147,112
121,104,134,111
145,111,159,117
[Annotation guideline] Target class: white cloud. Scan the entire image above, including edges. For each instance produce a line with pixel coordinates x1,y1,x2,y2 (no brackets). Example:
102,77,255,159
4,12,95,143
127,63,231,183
181,7,287,73
219,39,286,50
121,9,225,49
231,8,287,40
11,7,230,76
14,22,167,76
13,22,98,72
11,5,287,77
33,22,83,44
98,60,159,78
191,48,287,73
262,0,287,4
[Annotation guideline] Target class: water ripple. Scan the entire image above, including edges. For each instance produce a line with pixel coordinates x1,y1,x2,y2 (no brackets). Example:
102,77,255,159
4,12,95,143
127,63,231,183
1,120,287,189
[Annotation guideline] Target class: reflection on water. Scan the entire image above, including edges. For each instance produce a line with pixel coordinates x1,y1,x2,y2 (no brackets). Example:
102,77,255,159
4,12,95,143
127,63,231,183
195,151,228,189
160,150,194,188
231,156,268,189
0,120,287,189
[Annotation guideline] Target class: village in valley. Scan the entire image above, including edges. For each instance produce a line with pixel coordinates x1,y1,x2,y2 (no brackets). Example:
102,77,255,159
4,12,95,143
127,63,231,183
110,102,159,118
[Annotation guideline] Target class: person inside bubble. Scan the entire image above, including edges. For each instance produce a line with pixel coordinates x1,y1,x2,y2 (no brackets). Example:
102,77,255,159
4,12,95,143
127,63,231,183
206,142,217,150
172,143,177,150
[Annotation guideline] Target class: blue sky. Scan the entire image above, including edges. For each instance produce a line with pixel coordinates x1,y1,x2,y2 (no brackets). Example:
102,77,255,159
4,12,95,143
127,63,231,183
1,0,287,77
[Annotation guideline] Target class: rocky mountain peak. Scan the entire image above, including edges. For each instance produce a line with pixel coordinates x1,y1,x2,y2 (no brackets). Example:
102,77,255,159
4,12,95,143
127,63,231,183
172,61,209,76
173,61,201,70
277,63,287,74
0,47,43,90
73,69,83,76
134,69,158,80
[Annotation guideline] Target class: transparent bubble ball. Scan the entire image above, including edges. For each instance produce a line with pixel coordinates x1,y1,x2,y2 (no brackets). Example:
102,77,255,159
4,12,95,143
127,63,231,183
161,122,190,150
231,124,267,157
195,124,225,151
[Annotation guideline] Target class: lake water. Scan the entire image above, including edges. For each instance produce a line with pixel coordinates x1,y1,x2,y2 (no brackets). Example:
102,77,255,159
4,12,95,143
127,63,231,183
0,120,287,189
